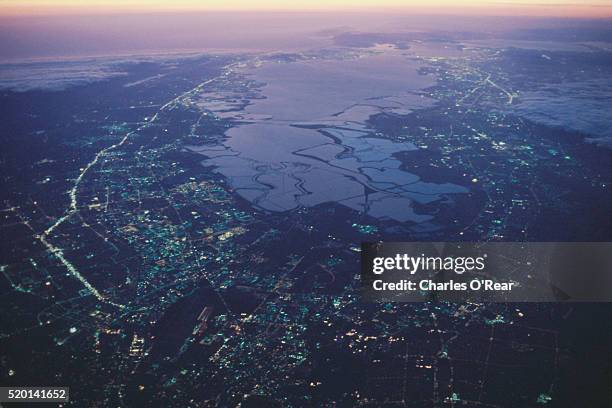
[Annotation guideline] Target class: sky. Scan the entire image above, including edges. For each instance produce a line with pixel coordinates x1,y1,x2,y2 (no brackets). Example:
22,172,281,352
1,1,611,61
1,0,612,18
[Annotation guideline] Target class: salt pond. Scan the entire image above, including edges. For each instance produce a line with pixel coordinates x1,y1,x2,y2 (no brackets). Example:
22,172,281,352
193,49,468,222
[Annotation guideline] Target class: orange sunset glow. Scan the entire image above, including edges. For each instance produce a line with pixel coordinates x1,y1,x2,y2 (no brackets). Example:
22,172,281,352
2,0,612,18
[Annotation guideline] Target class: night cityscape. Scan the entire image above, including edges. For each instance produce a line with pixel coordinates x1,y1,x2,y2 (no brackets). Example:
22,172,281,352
1,3,612,407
